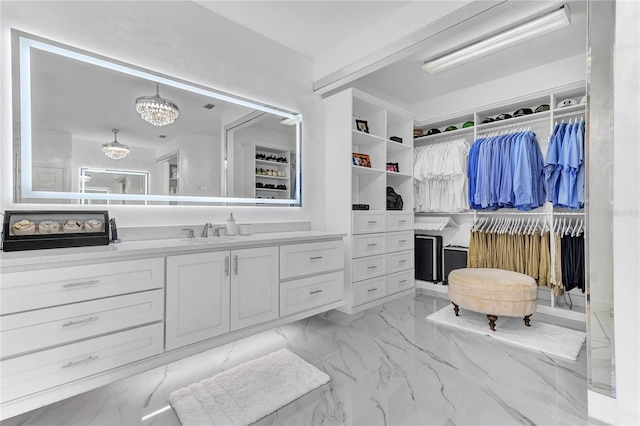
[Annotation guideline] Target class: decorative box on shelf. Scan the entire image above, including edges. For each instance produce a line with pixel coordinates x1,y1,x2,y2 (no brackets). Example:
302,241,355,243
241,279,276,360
2,210,110,252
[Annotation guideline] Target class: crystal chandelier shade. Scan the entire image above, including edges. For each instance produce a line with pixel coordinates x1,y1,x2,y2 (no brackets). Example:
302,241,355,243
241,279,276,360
135,82,179,126
101,129,130,160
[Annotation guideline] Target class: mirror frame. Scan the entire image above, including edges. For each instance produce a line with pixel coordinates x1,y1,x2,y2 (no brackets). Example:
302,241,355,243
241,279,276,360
15,31,302,206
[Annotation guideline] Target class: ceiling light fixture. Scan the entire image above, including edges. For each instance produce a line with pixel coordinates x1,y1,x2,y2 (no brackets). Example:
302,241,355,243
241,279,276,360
101,129,130,160
80,173,92,183
135,82,179,126
280,117,298,127
422,6,571,74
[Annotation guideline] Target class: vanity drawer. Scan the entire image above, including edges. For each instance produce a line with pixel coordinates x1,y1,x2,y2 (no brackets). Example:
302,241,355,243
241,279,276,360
352,254,386,282
386,231,414,252
280,271,344,317
386,211,413,231
352,211,385,234
1,290,164,359
387,270,414,295
352,276,386,306
386,250,414,273
1,258,164,315
352,233,385,258
280,240,344,280
1,323,163,403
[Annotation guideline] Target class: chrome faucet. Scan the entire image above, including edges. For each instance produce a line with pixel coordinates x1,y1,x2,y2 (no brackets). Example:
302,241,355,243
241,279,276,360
182,228,195,239
201,223,213,238
213,226,226,237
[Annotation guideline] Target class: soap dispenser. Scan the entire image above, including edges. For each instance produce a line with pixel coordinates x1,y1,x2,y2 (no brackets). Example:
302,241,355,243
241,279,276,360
226,213,237,236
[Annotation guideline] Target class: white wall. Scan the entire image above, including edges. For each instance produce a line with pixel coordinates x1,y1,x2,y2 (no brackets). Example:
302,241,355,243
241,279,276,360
0,1,323,228
611,0,640,422
411,53,586,122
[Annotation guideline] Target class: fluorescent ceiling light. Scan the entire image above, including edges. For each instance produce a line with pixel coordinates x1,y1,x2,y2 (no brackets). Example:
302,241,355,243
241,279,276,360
422,6,571,74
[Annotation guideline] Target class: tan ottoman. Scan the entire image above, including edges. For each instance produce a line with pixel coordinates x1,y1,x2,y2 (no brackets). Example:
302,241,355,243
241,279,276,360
448,268,537,331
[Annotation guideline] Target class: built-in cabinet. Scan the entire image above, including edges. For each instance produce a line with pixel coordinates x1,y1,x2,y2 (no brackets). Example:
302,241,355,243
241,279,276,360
254,144,291,200
324,88,415,313
0,235,344,420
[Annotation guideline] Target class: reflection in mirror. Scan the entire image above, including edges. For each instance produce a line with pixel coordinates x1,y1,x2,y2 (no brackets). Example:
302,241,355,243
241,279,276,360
13,31,301,206
80,168,149,205
226,113,298,204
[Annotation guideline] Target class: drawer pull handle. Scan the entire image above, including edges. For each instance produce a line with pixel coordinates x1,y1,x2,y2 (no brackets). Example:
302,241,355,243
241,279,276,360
62,316,100,328
310,290,323,295
367,265,378,269
367,288,378,292
398,220,408,223
399,280,408,283
367,221,378,224
63,279,100,289
310,256,323,261
234,255,239,275
62,355,99,369
367,243,378,247
398,240,407,243
225,256,229,276
399,259,407,263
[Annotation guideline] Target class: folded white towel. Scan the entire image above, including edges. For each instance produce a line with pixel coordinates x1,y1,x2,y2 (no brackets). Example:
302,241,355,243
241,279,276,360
169,349,330,426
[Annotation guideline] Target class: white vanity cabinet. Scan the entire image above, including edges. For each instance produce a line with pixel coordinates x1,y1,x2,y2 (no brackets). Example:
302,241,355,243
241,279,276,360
230,246,279,331
165,251,231,351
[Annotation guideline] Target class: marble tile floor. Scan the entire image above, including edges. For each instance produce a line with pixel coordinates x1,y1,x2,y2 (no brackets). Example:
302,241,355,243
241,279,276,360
3,291,602,426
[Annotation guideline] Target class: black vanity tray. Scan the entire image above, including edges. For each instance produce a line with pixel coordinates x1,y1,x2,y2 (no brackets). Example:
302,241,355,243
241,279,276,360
2,210,110,252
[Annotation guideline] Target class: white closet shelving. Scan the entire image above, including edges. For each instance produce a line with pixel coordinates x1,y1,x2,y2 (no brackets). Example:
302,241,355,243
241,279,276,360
414,82,586,322
254,144,290,200
324,88,415,314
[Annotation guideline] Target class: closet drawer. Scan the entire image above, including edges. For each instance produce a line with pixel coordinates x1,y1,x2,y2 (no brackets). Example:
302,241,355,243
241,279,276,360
352,233,385,258
387,270,414,295
1,290,164,359
280,240,344,280
352,254,386,282
386,231,414,252
352,211,385,234
386,211,413,231
386,250,414,274
1,258,164,315
1,323,163,403
352,276,386,306
280,271,344,317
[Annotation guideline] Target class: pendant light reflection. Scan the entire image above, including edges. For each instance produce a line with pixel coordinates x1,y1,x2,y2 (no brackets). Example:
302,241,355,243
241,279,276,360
135,82,180,126
101,129,130,160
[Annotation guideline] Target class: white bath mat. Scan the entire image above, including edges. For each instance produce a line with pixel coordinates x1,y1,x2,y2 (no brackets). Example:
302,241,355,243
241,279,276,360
427,305,586,361
169,349,330,426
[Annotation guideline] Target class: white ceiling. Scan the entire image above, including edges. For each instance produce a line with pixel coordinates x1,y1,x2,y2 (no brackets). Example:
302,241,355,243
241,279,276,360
193,0,587,110
194,1,412,59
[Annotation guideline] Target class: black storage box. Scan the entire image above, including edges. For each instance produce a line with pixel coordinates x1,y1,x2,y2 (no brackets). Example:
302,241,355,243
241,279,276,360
2,210,110,252
443,246,469,284
415,235,443,283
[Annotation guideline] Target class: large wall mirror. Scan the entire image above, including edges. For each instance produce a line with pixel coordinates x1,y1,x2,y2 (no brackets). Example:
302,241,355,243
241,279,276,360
12,31,302,206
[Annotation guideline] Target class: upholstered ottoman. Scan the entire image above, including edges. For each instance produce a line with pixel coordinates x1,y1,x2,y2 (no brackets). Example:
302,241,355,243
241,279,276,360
448,268,537,331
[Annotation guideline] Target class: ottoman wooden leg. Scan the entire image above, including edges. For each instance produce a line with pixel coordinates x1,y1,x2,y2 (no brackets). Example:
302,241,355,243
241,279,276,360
487,314,498,331
452,302,460,316
524,315,532,327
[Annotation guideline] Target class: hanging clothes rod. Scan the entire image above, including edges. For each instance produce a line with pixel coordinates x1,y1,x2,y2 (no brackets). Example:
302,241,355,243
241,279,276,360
476,116,548,134
474,211,548,215
554,110,585,119
414,136,470,146
553,211,585,215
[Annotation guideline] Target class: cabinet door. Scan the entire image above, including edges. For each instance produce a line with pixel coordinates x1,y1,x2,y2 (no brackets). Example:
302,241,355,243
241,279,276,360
166,252,230,350
230,246,279,331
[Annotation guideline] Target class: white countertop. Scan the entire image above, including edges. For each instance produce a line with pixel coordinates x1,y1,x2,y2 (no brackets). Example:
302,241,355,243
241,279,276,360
0,231,346,269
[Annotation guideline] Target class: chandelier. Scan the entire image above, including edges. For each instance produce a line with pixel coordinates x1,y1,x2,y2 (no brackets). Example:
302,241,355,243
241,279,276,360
80,173,92,183
135,82,179,126
101,129,130,160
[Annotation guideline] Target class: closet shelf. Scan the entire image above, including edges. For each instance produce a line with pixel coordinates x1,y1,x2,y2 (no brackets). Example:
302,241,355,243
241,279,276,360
552,103,585,116
352,165,385,175
255,175,288,180
414,127,473,143
475,110,550,131
256,159,289,166
352,129,386,146
386,171,412,179
386,140,412,152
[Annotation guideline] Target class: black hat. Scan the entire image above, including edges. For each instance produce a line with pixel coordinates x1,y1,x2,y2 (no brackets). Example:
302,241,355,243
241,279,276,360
495,113,512,121
513,108,533,117
462,121,474,128
481,117,495,124
444,125,458,132
534,104,550,113
426,128,441,136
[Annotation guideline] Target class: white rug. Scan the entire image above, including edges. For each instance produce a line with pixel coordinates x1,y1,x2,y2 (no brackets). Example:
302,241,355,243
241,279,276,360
169,349,330,426
427,305,586,361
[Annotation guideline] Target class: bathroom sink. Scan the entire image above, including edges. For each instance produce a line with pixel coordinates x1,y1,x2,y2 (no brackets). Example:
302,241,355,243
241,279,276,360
181,236,239,244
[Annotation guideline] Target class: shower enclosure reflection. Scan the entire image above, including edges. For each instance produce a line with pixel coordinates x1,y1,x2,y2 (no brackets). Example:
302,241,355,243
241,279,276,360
79,168,149,205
